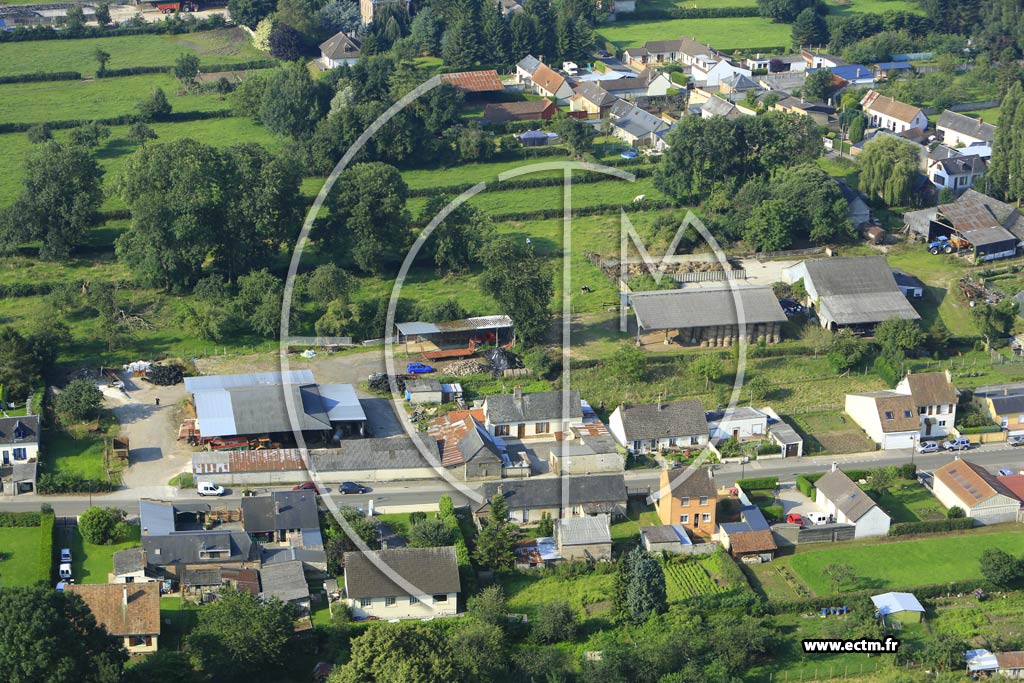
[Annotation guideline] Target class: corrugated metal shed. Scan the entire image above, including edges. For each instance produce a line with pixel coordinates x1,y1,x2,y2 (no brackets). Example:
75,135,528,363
317,383,366,422
184,371,315,393
629,286,786,331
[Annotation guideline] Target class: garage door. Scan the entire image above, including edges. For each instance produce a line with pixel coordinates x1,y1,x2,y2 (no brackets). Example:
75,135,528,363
884,433,915,450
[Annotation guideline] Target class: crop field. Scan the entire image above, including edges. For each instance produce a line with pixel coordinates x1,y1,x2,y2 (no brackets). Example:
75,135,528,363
598,17,794,51
665,558,726,601
784,529,1024,595
0,28,266,78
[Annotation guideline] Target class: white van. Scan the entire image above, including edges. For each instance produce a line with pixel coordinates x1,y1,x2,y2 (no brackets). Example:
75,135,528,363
805,512,829,526
197,481,226,497
58,563,72,580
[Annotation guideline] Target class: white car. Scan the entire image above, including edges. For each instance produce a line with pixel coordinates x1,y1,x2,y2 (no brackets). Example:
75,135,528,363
60,548,72,564
943,437,971,451
197,481,226,497
916,440,939,453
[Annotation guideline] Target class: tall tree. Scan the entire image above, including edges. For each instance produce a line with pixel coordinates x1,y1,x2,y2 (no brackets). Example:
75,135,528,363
553,115,597,157
508,10,537,61
441,18,480,69
614,546,667,624
268,22,305,61
330,623,458,683
858,135,920,205
227,0,275,28
94,47,110,76
989,81,1024,203
418,195,491,275
258,62,326,138
479,236,553,347
0,586,128,683
874,318,924,365
186,590,294,682
482,0,510,65
473,491,517,569
791,7,828,47
0,328,43,401
319,162,410,274
409,6,444,54
802,67,834,101
174,53,201,88
523,0,555,61
94,2,111,24
0,141,104,260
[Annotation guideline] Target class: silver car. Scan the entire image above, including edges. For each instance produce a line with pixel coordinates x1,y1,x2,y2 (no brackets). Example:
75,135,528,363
916,440,939,453
1008,435,1024,447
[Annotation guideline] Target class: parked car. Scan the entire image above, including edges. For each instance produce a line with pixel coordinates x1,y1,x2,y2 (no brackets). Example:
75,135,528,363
60,548,72,564
943,437,971,451
779,298,803,316
785,513,804,525
406,362,434,374
999,468,1014,476
620,150,638,159
805,512,829,525
197,481,226,497
1008,435,1024,447
916,440,939,453
339,482,371,495
58,563,72,580
293,482,318,491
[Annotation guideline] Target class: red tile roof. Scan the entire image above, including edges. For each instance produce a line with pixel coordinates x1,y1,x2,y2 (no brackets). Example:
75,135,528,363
67,583,160,636
440,70,504,93
427,409,486,466
997,474,1024,503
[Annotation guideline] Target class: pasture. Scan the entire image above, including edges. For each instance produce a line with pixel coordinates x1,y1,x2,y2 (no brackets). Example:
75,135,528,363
598,17,794,51
824,0,925,14
0,28,266,78
784,529,1024,596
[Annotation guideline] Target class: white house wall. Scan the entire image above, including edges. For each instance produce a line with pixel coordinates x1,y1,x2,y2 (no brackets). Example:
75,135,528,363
852,505,891,538
347,592,458,620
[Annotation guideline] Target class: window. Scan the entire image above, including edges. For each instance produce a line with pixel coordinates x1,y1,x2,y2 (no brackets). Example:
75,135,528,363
940,404,950,415
938,420,946,427
752,424,763,435
884,411,894,420
919,407,927,415
689,436,700,446
681,496,690,506
904,410,913,418
129,635,147,647
359,598,371,608
679,514,690,524
1018,414,1024,424
385,596,396,607
495,425,509,437
699,496,709,506
535,422,549,434
702,513,711,523
12,448,25,460
409,596,419,604
433,594,448,604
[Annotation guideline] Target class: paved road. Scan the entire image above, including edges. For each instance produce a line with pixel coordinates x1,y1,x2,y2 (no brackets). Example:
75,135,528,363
4,442,1020,517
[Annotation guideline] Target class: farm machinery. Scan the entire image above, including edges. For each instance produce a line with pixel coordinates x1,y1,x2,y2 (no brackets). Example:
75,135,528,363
928,234,970,255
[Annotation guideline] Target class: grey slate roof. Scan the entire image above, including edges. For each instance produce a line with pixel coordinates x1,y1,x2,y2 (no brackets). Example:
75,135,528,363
768,419,801,445
457,423,503,464
556,515,611,546
142,530,255,566
615,400,708,441
937,110,996,143
113,547,146,575
701,95,738,119
573,80,618,107
319,30,360,60
990,393,1024,415
343,546,461,598
815,469,880,522
184,371,314,393
799,256,920,325
406,379,442,393
261,545,327,566
664,466,716,499
517,55,540,75
259,560,310,603
936,154,986,176
484,390,582,424
241,491,319,534
641,525,687,544
182,568,222,586
139,499,177,537
0,415,39,444
479,473,627,510
629,286,787,330
309,437,434,471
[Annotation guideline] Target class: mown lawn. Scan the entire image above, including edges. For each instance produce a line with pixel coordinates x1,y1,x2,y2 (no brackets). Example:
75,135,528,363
0,28,268,78
0,73,230,125
872,478,947,523
824,0,924,14
0,526,47,587
43,425,111,480
598,17,794,51
72,526,143,584
160,596,200,650
786,530,1024,595
497,569,617,621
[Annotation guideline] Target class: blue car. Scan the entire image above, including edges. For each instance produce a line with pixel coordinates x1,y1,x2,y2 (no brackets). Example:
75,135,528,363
406,362,434,374
620,150,638,159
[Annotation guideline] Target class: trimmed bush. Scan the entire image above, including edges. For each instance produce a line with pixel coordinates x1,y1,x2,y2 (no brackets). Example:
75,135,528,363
958,424,1001,434
898,463,917,480
888,517,975,536
632,6,760,19
96,59,276,79
0,511,42,527
795,473,824,498
0,71,80,84
38,512,54,586
36,472,115,494
736,476,778,491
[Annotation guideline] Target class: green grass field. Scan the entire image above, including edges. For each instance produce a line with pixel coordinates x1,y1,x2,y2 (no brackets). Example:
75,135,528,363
55,524,143,584
0,73,230,125
44,425,110,479
0,28,267,78
498,569,617,620
824,0,924,14
598,17,794,51
786,530,1024,595
872,479,947,523
0,526,47,586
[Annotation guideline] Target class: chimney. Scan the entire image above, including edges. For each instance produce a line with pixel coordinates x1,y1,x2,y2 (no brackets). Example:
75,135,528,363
513,386,522,402
123,586,128,606
274,500,281,515
707,466,713,480
831,461,837,473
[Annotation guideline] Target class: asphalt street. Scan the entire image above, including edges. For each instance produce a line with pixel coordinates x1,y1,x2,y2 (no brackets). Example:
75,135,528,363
2,442,1020,517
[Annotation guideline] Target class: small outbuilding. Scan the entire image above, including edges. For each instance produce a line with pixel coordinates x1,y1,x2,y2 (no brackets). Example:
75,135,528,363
555,514,612,561
640,525,693,554
405,379,443,405
871,591,925,624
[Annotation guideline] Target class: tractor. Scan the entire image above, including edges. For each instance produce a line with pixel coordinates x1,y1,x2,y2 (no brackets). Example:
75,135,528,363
928,234,970,254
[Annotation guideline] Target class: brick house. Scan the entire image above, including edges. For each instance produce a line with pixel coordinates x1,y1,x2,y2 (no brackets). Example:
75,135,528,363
655,466,717,539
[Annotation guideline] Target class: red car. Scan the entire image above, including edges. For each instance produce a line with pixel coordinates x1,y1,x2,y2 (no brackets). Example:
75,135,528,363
293,482,318,491
786,513,804,526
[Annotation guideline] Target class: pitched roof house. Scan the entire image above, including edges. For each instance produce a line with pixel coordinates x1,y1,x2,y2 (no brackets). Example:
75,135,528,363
440,70,504,93
482,99,557,124
67,583,161,654
482,388,581,439
937,110,996,147
894,370,958,439
609,99,673,148
319,31,361,68
259,560,311,612
427,409,508,480
860,90,928,134
476,473,628,523
932,458,1021,524
814,466,891,537
0,414,40,496
783,256,920,330
343,547,461,619
548,423,623,475
608,400,709,454
844,391,919,449
926,146,987,193
529,62,574,103
719,504,776,560
241,490,320,538
623,36,717,69
570,81,619,118
655,466,717,538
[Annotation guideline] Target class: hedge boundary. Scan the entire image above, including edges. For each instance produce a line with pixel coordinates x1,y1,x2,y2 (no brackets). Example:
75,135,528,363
736,476,778,491
888,517,975,536
630,6,759,19
406,165,658,198
439,495,477,594
97,59,277,79
38,512,55,586
37,472,116,494
0,511,43,527
0,108,232,134
0,15,231,43
768,579,986,615
0,71,81,85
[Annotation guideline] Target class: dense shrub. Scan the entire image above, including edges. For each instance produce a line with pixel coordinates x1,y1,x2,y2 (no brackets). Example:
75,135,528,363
36,473,115,494
38,512,54,585
0,14,229,43
96,59,276,79
633,6,760,19
405,165,659,198
0,511,42,527
438,495,476,593
762,505,784,523
756,442,782,455
79,507,130,545
795,473,824,498
0,109,231,134
888,517,975,536
898,463,917,480
958,424,1001,434
768,579,986,614
736,477,778,491
0,71,80,84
